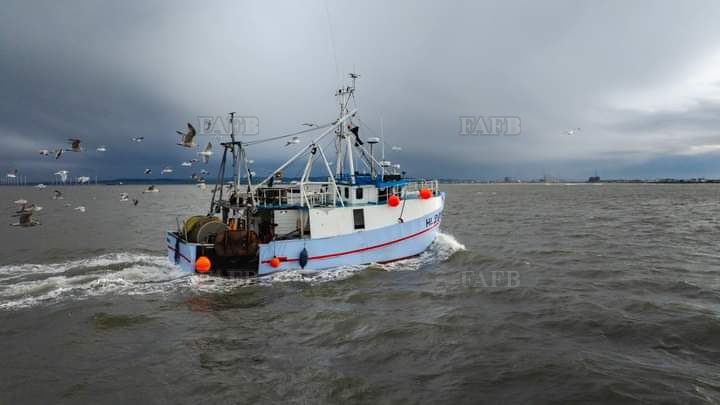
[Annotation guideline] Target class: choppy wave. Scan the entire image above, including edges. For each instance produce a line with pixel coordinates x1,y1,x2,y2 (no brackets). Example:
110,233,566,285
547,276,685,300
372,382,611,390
0,233,464,310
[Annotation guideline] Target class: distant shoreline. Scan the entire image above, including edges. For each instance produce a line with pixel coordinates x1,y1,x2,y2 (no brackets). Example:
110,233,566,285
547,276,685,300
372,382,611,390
3,179,720,186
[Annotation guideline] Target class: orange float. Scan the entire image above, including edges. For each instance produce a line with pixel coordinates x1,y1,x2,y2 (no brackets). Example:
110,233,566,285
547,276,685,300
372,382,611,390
270,257,281,268
388,195,400,207
419,188,432,199
195,256,211,273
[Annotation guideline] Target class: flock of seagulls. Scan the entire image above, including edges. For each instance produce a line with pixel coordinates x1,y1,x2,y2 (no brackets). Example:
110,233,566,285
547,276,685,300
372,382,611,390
9,121,216,227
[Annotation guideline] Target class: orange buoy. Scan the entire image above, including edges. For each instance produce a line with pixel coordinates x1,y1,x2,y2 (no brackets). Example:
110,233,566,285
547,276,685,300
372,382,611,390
195,256,211,273
270,257,281,268
419,188,432,200
388,195,400,207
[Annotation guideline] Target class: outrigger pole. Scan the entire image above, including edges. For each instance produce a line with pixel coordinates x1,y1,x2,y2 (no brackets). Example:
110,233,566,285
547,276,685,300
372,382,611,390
254,108,358,189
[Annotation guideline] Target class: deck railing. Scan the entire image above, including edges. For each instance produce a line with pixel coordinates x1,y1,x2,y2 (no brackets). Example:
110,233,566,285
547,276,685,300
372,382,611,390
242,179,439,209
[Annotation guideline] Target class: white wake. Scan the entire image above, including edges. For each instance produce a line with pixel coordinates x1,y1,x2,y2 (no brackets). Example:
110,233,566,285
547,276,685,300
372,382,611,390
0,233,465,310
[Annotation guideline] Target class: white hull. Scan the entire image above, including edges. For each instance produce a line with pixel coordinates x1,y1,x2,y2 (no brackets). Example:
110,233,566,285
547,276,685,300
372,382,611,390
167,193,444,276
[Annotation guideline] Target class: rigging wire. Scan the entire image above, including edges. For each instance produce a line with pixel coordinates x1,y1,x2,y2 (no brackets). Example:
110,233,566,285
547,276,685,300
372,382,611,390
325,0,341,87
242,122,334,146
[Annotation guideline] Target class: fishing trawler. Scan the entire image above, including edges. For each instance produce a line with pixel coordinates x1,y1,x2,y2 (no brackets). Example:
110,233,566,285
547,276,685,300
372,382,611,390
167,74,444,276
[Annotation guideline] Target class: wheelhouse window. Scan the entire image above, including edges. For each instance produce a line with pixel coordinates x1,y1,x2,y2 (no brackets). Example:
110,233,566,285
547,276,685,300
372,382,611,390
344,187,349,199
353,209,365,230
356,187,363,200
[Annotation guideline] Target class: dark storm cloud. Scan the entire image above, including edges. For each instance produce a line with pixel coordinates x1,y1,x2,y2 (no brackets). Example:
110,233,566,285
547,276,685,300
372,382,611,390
3,0,720,181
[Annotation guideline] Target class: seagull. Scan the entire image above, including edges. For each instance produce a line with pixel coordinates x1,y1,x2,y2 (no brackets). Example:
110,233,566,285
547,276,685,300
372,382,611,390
189,158,199,164
563,127,582,136
77,176,91,184
74,206,86,213
6,169,17,178
39,149,50,156
96,145,107,152
132,137,144,143
11,207,40,227
66,139,82,152
161,166,173,175
198,142,213,164
54,148,64,159
35,184,47,189
197,183,207,190
285,137,300,146
53,190,63,200
143,185,159,193
181,161,192,167
54,170,69,183
13,199,28,205
120,193,129,201
176,123,197,147
302,123,317,127
391,146,402,151
191,173,198,181
133,199,139,206
144,168,152,175
200,169,209,176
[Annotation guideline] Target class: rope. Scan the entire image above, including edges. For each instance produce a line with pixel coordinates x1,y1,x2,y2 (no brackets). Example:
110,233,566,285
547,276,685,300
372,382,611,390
242,122,334,146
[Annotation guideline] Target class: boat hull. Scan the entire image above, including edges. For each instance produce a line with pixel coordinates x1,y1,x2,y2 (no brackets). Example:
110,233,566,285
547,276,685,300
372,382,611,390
167,193,444,276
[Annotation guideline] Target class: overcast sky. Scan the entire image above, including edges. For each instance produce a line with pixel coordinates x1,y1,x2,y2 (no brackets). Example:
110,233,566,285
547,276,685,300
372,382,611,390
3,0,720,181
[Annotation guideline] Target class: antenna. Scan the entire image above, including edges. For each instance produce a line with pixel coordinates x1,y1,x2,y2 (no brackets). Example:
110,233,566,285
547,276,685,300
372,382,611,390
381,117,385,178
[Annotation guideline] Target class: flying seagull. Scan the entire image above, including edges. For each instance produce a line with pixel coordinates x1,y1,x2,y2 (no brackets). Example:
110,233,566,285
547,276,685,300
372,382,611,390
161,166,173,175
39,149,50,156
77,176,91,184
181,161,192,167
285,137,300,146
54,148,64,159
53,190,63,199
6,169,17,178
177,123,197,147
11,207,39,227
199,142,213,164
200,169,209,176
96,145,107,152
66,139,82,152
133,199,139,206
54,170,69,183
120,193,129,201
563,127,582,136
144,168,152,175
35,184,47,189
132,137,144,143
391,146,402,151
74,206,86,213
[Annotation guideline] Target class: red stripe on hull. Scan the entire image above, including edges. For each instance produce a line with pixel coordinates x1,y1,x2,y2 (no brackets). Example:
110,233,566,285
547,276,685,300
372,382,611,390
262,222,440,264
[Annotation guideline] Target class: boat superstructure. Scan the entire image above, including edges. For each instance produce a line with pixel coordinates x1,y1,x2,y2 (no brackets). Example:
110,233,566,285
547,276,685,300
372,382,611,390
167,74,444,276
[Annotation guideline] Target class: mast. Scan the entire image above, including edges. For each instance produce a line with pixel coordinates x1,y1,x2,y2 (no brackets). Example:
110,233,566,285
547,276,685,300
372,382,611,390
334,73,360,184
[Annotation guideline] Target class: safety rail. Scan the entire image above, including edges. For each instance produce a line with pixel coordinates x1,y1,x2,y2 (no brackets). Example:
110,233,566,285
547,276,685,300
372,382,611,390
402,180,440,198
252,182,337,208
